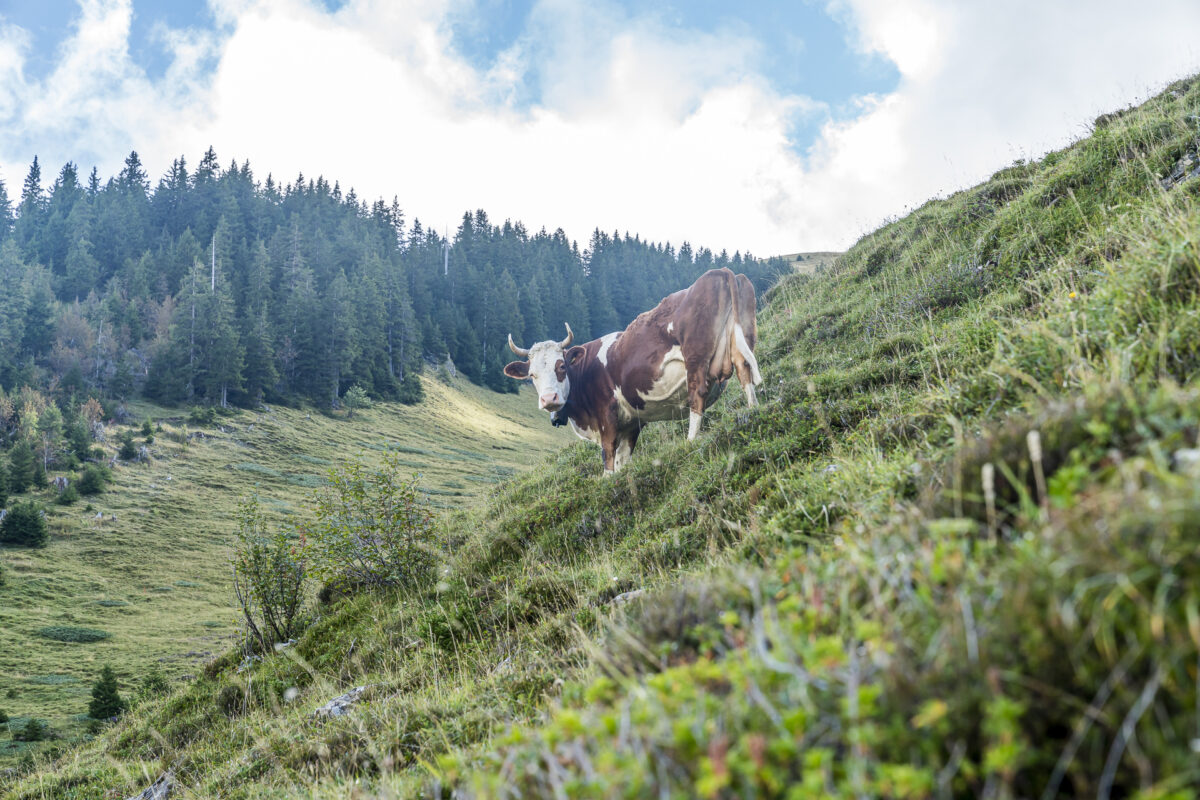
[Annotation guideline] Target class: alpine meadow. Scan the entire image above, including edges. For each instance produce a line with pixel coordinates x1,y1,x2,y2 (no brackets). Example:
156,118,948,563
3,64,1200,797
4,9,1200,798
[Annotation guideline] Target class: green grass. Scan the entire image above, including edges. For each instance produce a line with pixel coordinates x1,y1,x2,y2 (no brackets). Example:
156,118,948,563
8,74,1200,799
0,373,568,774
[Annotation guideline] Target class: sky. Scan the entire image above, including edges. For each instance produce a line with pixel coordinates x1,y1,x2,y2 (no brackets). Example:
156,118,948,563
0,1,1198,256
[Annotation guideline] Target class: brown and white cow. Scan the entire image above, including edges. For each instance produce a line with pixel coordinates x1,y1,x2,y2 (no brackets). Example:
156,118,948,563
503,268,762,473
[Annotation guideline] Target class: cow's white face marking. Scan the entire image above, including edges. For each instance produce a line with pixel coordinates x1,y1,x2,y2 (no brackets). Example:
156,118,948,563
524,341,570,412
597,331,619,366
667,321,674,334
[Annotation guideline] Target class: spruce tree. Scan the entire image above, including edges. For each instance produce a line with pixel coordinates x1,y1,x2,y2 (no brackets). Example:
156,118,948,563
0,501,48,547
8,441,35,494
88,665,125,720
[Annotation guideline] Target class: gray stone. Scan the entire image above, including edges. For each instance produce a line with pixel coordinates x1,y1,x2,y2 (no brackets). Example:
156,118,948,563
126,770,174,800
312,686,367,720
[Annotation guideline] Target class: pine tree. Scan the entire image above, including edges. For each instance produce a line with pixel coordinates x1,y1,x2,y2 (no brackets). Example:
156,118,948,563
88,665,125,720
0,177,13,240
0,500,48,547
8,441,35,494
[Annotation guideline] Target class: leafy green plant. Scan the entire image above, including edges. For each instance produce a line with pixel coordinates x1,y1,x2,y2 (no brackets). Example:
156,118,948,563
117,430,137,461
54,484,79,506
75,464,109,496
232,496,309,653
304,451,436,593
342,384,372,418
12,718,49,742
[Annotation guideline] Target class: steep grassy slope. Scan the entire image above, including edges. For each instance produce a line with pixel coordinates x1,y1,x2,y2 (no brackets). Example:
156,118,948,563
8,73,1200,798
0,375,568,770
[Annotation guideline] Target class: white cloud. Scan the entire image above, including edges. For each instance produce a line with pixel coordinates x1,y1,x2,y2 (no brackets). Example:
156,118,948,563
0,0,1198,254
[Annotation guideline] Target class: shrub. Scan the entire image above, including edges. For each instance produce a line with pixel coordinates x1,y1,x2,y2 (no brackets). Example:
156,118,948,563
12,718,49,742
188,406,217,426
35,626,110,643
76,465,109,496
117,430,137,461
305,452,436,593
232,496,309,653
341,384,371,418
140,420,154,439
54,485,79,506
0,501,48,547
0,709,7,724
88,665,125,720
137,664,170,701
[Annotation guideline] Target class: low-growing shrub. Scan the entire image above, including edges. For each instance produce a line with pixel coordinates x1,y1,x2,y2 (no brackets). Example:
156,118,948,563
35,626,110,643
305,452,437,593
54,485,79,505
0,501,49,547
117,431,137,461
187,406,217,426
232,496,309,653
76,465,110,496
12,718,49,742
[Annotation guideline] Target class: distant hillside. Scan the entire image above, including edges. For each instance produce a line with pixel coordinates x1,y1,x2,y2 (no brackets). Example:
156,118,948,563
8,74,1200,799
773,250,842,274
0,373,568,770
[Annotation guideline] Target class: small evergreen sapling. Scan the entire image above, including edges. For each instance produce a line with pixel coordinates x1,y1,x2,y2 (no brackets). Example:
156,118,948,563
88,665,125,720
117,430,137,461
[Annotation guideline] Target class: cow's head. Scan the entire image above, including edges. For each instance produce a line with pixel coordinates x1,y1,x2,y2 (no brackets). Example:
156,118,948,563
504,323,578,412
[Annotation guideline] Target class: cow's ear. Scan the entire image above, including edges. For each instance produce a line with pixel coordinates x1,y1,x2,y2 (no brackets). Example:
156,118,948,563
503,361,529,379
565,346,585,367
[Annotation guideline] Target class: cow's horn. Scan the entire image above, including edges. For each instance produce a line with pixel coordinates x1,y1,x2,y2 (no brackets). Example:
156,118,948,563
508,333,530,357
558,323,574,350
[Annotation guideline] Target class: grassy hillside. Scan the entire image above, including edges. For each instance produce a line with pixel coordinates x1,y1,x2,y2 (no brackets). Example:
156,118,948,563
8,73,1200,798
0,374,568,771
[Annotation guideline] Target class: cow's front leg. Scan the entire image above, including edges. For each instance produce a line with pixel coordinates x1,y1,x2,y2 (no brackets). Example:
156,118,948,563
600,426,619,475
686,363,708,441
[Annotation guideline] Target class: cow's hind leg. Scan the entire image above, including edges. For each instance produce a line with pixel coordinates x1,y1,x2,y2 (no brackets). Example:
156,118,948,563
732,325,761,407
686,361,709,441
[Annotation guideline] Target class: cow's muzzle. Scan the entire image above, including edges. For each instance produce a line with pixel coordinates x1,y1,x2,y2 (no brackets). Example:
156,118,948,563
539,393,563,411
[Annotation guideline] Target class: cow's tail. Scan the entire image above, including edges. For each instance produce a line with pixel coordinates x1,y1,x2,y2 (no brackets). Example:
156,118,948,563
731,273,762,386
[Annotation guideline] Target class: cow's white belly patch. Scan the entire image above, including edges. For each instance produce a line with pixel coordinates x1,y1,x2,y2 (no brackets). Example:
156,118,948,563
569,419,600,445
635,345,689,421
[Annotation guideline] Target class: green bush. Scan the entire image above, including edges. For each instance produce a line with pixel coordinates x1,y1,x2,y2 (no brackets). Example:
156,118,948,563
35,626,110,643
304,452,436,593
54,485,79,505
137,664,170,701
0,501,48,548
188,406,217,426
76,465,109,496
12,718,48,742
232,496,309,653
0,709,7,724
117,430,137,461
